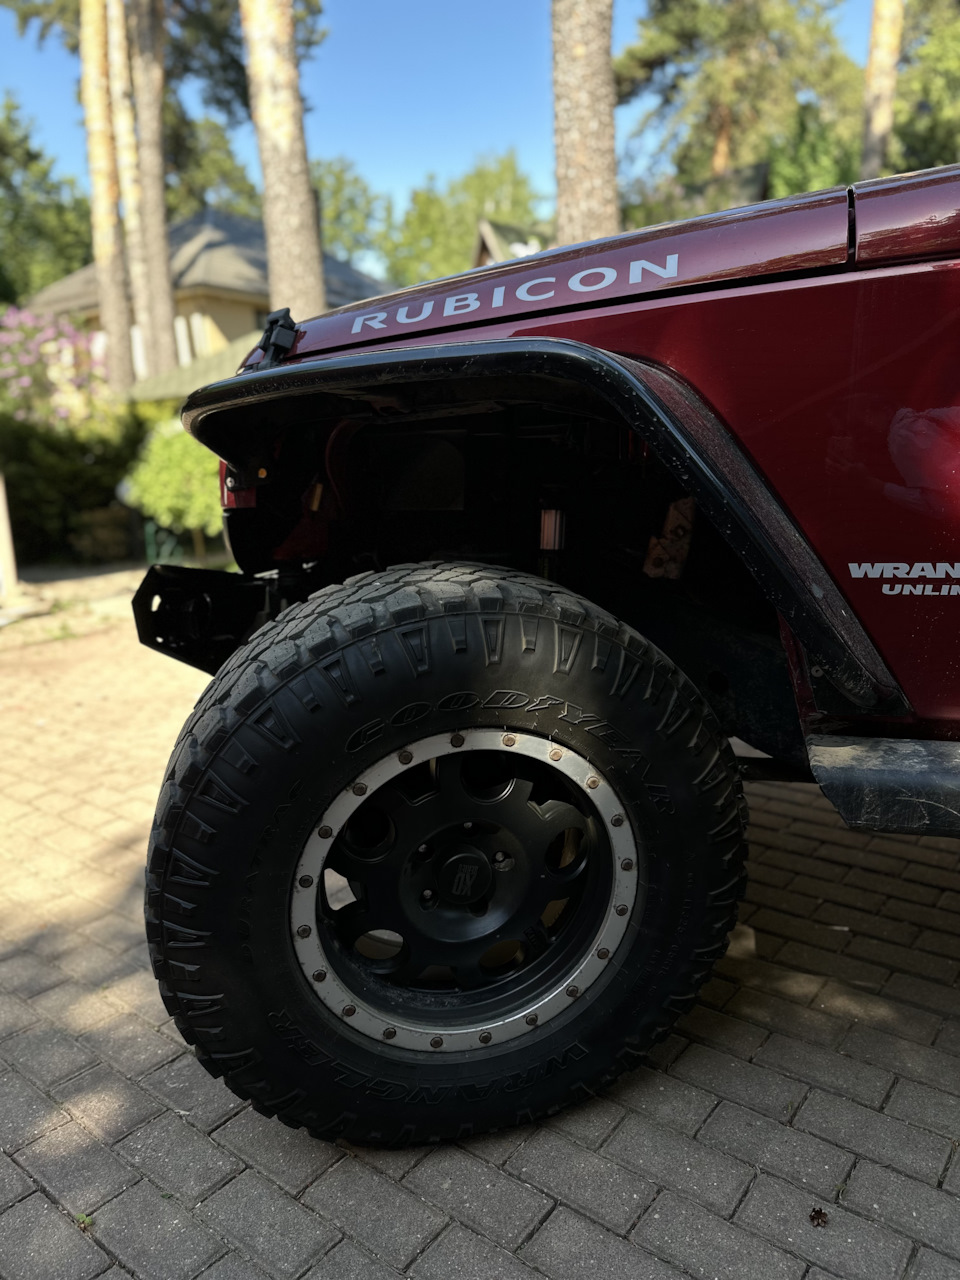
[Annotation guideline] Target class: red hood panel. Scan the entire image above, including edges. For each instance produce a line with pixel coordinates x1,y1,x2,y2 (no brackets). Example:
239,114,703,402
855,164,960,264
276,188,850,363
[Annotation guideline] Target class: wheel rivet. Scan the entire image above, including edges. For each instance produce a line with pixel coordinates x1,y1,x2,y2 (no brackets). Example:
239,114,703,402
616,904,628,916
398,750,413,765
451,733,465,748
422,889,434,902
586,776,600,790
463,821,473,830
479,1031,492,1044
352,783,367,796
611,813,625,827
296,925,312,938
312,969,327,982
418,843,428,854
318,825,332,839
566,985,579,998
502,734,517,747
494,851,505,863
621,858,634,871
298,875,314,888
343,1005,356,1017
525,1013,538,1026
549,748,562,761
430,1036,443,1048
597,947,610,960
383,1027,396,1040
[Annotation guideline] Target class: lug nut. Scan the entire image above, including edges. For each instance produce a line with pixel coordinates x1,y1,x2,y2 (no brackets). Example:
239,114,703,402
463,821,473,830
494,852,505,863
398,750,413,765
383,1027,396,1040
312,969,327,982
298,875,314,888
566,985,579,998
616,904,628,916
597,947,610,960
525,1013,538,1026
502,734,517,747
621,858,634,871
549,748,563,761
451,733,465,748
421,889,434,903
297,925,312,938
479,1031,492,1044
352,782,368,796
611,813,625,827
343,1005,356,1017
318,825,332,839
430,1036,444,1048
418,843,428,854
586,776,600,790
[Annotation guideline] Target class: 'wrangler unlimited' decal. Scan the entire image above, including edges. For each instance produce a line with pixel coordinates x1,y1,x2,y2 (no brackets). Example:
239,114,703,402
849,562,960,595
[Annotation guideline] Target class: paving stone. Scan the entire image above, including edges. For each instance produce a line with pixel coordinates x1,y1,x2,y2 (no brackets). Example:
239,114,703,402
910,1248,960,1280
847,935,960,984
791,873,885,913
95,969,167,1026
52,1064,161,1143
812,979,940,1044
80,1013,179,1078
698,973,737,1008
0,953,65,998
882,898,960,934
520,1206,686,1280
675,1004,768,1057
601,1112,751,1215
749,906,852,952
754,1032,895,1106
885,973,960,1020
906,864,960,893
92,1179,223,1280
715,955,825,1004
814,899,919,945
16,1121,138,1214
846,1159,960,1258
303,1238,400,1279
141,1051,244,1131
117,1112,241,1202
213,1105,339,1194
0,1192,109,1280
608,1065,717,1135
457,1127,533,1168
726,987,847,1047
202,1169,336,1277
194,1255,273,1280
0,1151,32,1210
28,982,116,1035
736,1171,912,1280
847,867,939,904
917,929,960,962
347,1143,432,1180
795,1089,951,1184
635,1188,804,1280
698,1099,853,1197
542,1095,625,1149
404,1145,550,1250
936,1021,960,1057
0,1024,97,1087
0,1069,70,1150
745,880,821,916
840,1024,960,1095
671,1043,806,1119
304,1156,445,1270
411,1223,540,1280
0,991,37,1040
506,1128,654,1234
943,1154,960,1196
643,1033,687,1070
885,1080,960,1140
775,940,890,990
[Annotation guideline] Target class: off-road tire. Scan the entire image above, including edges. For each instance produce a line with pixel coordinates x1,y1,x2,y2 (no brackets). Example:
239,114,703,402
146,562,747,1145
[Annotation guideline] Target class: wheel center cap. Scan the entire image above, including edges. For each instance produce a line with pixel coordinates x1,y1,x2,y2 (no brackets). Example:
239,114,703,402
437,848,492,904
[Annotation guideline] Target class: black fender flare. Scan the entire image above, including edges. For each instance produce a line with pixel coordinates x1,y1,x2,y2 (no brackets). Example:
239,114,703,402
182,336,906,715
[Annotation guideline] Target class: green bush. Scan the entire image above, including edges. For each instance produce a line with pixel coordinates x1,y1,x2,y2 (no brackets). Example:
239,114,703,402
126,418,222,551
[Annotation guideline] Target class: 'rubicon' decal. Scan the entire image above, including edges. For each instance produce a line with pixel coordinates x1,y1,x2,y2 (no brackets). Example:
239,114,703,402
351,254,680,335
849,563,960,595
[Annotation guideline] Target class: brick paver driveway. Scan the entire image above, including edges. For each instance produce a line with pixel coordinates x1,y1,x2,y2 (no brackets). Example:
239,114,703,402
1,620,960,1280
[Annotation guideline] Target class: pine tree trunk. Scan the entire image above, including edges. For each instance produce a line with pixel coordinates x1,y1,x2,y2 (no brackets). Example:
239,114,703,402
238,0,325,320
552,0,619,247
128,0,178,375
79,0,133,393
106,0,151,379
861,0,904,180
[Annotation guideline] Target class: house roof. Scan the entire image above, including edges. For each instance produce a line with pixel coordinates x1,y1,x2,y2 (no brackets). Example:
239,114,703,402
473,218,550,268
30,207,385,316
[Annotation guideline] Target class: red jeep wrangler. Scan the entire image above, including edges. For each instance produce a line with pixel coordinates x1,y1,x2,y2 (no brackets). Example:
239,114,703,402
135,164,960,1145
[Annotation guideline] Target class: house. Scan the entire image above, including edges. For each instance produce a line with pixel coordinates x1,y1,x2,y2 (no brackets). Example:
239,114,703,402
472,218,551,268
30,207,386,379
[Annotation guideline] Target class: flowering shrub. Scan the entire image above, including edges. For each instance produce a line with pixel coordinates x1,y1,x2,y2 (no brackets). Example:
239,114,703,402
0,304,111,433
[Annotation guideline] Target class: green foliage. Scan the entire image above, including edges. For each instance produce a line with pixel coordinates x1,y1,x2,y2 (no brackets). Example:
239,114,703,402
379,151,540,287
0,95,91,303
165,113,261,221
126,420,222,537
767,99,859,197
311,156,390,265
891,0,960,171
0,407,144,563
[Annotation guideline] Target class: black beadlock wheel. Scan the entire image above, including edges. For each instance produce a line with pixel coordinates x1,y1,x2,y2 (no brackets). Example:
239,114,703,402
146,562,747,1146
